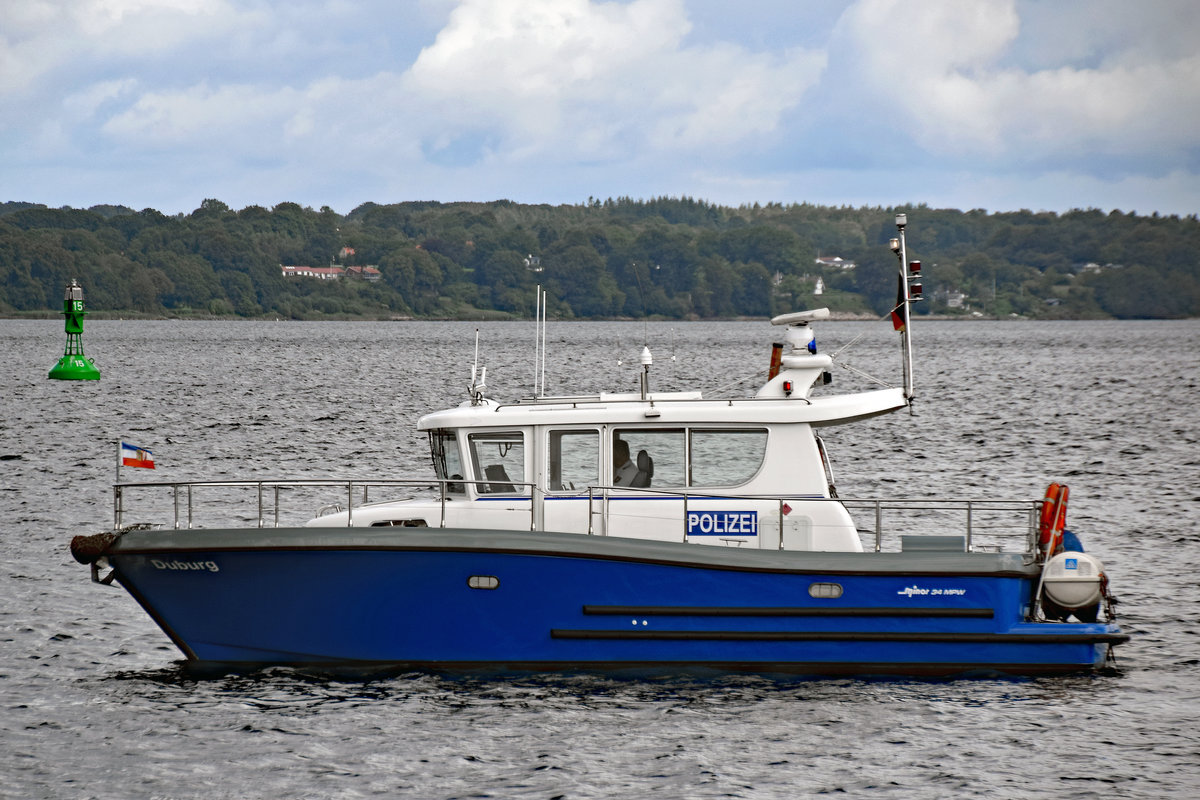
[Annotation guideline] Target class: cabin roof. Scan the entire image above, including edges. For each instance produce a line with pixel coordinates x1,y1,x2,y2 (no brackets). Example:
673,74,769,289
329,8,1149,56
416,387,906,431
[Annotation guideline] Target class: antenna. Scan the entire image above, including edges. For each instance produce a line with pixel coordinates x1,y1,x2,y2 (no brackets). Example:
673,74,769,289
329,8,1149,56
469,328,484,405
540,286,547,397
670,327,677,387
533,285,540,396
471,327,479,386
532,285,549,397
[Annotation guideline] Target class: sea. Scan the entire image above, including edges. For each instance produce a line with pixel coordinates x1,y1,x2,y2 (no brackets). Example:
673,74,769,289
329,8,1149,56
2,317,1198,799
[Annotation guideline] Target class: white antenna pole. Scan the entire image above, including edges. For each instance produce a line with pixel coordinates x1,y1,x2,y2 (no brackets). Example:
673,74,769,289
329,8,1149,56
533,285,541,396
540,287,547,397
471,328,480,401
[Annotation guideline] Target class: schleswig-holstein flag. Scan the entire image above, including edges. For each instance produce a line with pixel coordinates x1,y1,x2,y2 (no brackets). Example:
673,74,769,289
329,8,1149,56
120,442,155,469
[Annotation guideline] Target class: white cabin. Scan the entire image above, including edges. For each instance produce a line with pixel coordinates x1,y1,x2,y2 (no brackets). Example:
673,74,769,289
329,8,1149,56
306,310,908,553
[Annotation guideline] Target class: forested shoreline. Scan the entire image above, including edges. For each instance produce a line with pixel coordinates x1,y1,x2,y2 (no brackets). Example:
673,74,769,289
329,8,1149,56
3,197,1198,320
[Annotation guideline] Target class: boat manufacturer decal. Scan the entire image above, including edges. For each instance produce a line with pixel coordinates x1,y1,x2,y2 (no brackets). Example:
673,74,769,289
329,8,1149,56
687,510,758,536
897,585,965,597
150,558,220,573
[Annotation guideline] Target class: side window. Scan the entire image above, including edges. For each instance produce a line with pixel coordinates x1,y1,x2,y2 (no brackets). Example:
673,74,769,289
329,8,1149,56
690,429,768,487
613,429,686,488
548,430,598,492
469,432,527,495
428,430,465,494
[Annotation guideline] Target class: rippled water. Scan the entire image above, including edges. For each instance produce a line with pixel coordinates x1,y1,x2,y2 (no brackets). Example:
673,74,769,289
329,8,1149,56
2,318,1199,799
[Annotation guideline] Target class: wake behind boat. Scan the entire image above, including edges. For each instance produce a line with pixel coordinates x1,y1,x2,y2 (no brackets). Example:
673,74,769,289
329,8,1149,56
69,215,1127,676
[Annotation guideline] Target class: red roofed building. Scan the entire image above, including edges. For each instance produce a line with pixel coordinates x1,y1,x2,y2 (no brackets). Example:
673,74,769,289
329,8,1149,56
345,265,381,282
281,265,344,280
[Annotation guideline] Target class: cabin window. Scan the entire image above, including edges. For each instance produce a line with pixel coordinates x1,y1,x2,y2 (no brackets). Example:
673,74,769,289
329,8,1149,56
468,432,527,495
428,430,466,494
612,429,686,488
548,430,598,492
612,427,768,489
689,429,768,488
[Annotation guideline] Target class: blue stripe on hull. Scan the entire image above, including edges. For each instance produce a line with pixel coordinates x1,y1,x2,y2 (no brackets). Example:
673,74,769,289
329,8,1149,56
113,548,1122,673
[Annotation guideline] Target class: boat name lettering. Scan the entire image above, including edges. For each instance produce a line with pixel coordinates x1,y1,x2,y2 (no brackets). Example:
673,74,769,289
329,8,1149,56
898,585,966,597
150,558,220,573
687,511,758,536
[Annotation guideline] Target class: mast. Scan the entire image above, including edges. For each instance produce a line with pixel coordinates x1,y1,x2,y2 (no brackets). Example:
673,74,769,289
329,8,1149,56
890,213,920,405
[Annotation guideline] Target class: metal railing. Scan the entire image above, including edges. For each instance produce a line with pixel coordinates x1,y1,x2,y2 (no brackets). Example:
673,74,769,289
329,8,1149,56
113,477,537,532
584,489,1040,553
839,498,1040,554
585,485,822,547
112,478,1041,554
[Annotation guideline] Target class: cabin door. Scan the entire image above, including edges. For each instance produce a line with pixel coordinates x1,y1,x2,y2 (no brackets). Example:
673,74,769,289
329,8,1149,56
541,428,602,535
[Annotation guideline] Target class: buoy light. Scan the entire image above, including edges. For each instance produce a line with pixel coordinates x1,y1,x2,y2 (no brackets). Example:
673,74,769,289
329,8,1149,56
48,279,100,381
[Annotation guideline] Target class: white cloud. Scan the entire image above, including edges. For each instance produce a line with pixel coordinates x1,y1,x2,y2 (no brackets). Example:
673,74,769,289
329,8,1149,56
0,0,1196,215
0,0,244,98
102,82,297,147
833,0,1200,162
401,0,825,163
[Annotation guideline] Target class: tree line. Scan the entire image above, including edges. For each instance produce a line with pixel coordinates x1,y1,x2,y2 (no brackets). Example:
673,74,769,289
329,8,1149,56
2,197,1198,320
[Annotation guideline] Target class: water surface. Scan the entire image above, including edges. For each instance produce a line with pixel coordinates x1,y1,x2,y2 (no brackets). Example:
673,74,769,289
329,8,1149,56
2,318,1198,798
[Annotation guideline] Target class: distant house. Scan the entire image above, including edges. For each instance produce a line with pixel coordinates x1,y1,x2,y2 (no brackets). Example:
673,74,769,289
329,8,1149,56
281,264,381,282
345,265,382,282
815,255,856,270
281,265,344,280
932,288,966,308
1077,262,1121,274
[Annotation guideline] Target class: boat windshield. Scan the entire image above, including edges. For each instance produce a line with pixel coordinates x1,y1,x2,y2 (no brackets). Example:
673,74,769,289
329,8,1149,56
428,430,466,494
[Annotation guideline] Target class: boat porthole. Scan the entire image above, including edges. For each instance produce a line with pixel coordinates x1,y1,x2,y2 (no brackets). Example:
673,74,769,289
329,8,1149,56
467,575,500,590
808,582,843,599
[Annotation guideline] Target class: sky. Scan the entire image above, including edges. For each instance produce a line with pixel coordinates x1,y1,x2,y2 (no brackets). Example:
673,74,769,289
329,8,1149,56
2,0,1198,217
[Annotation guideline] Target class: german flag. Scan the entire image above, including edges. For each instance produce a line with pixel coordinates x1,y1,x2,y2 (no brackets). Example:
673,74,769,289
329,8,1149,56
891,273,908,332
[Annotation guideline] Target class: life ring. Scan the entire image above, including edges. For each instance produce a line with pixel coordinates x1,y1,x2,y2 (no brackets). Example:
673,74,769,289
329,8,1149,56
1038,482,1069,556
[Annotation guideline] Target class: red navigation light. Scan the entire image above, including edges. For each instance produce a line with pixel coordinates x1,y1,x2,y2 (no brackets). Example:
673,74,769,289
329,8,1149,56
911,283,924,299
782,379,793,396
909,260,922,277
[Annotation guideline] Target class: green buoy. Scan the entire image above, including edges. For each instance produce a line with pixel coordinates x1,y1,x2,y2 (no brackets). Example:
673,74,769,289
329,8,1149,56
48,279,100,381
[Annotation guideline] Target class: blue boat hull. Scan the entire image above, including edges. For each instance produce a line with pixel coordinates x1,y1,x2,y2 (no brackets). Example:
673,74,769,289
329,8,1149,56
97,528,1126,676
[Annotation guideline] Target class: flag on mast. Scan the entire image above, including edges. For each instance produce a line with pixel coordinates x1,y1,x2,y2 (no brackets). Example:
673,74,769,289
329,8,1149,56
120,442,155,469
891,274,909,332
